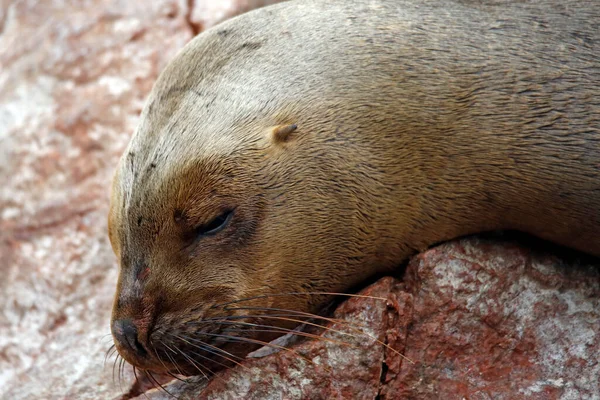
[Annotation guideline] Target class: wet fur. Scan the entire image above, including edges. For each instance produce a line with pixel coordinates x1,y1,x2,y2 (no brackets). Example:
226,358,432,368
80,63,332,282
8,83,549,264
109,0,600,374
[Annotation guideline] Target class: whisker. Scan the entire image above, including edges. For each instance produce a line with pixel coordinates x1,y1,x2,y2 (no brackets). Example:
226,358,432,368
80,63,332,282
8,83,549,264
200,313,353,336
170,333,249,370
193,331,322,370
212,291,389,310
204,319,360,349
221,306,366,329
144,369,177,399
170,333,236,371
111,355,120,386
143,370,158,391
219,306,414,364
100,333,115,343
117,357,122,386
160,343,187,378
234,314,367,342
149,333,188,384
132,365,139,383
104,344,117,366
144,370,164,396
169,333,280,392
122,358,129,389
132,367,152,400
195,310,406,365
175,331,245,360
175,345,211,381
202,311,369,329
118,357,126,393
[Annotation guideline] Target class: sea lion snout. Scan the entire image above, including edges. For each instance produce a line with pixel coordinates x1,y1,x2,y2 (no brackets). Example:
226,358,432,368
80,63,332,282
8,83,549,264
112,319,148,360
110,283,160,368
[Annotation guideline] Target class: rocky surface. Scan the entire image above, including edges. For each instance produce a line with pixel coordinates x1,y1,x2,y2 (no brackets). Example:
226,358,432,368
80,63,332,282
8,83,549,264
135,237,600,400
1,1,599,400
189,0,283,32
387,237,600,399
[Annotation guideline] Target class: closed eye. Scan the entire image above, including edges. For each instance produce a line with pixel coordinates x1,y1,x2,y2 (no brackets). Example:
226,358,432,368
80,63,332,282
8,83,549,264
195,209,234,238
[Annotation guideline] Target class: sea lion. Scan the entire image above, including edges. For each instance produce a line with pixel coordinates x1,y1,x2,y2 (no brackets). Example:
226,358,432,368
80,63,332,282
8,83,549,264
108,0,600,376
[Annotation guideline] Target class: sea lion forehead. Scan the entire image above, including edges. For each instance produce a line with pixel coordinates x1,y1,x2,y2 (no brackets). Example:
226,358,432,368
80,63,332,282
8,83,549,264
133,92,244,164
118,143,235,207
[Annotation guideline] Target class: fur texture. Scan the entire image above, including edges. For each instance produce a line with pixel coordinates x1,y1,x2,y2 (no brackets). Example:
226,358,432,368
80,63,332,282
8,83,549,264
108,0,599,374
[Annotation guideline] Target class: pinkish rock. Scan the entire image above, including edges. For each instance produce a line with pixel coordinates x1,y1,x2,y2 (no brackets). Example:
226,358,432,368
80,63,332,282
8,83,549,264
0,0,193,399
386,238,600,399
189,1,283,31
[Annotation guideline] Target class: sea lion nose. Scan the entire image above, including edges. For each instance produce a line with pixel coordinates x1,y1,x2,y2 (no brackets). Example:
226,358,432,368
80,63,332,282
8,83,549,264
112,319,147,357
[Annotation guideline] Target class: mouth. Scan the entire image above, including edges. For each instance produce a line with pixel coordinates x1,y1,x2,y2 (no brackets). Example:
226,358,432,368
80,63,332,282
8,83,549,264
112,315,289,377
111,293,333,378
149,324,253,376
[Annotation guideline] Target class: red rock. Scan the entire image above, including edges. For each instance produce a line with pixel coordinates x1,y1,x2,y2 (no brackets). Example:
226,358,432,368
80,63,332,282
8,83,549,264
385,238,600,399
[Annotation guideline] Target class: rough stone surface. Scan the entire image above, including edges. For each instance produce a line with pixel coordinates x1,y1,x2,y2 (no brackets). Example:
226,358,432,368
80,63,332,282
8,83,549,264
2,1,599,399
386,238,600,400
189,0,283,31
136,237,600,400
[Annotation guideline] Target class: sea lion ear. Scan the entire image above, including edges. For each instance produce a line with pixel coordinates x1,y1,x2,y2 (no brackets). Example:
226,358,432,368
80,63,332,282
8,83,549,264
271,124,298,144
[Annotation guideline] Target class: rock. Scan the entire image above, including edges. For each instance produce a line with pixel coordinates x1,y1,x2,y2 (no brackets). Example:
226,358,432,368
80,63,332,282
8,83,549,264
1,0,189,399
134,237,600,400
387,237,600,400
189,0,283,31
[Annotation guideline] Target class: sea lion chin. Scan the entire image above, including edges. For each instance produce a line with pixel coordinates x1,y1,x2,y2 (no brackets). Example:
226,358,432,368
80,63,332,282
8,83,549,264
108,0,600,375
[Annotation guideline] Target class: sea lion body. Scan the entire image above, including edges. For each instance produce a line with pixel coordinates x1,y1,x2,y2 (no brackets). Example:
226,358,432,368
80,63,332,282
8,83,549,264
109,0,600,374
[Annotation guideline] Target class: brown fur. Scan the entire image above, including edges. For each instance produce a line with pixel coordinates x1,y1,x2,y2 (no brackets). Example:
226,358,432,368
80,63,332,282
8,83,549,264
108,0,600,374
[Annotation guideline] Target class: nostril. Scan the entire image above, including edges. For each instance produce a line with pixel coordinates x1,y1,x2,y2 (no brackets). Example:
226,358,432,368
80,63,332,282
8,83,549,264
113,319,148,357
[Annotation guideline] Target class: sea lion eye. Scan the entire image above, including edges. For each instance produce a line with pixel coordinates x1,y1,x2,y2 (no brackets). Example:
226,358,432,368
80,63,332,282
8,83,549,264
195,210,234,237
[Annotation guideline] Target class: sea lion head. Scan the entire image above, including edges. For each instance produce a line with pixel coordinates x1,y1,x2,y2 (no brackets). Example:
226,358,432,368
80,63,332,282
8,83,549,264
107,26,395,374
